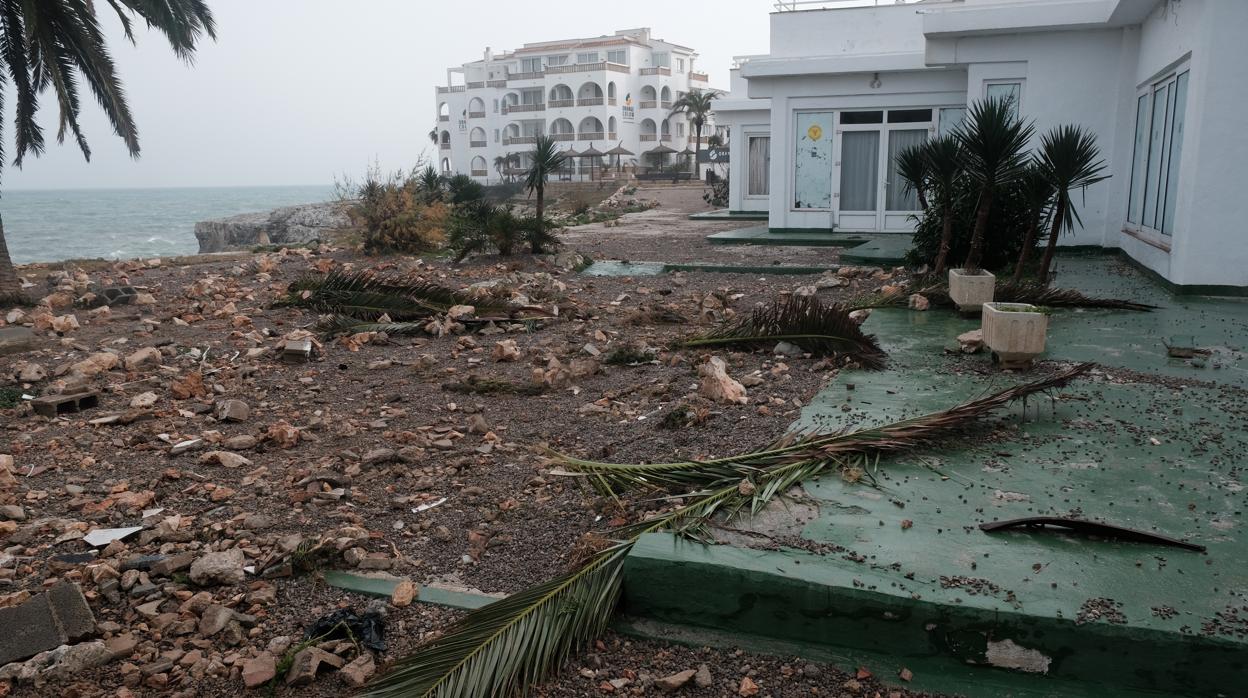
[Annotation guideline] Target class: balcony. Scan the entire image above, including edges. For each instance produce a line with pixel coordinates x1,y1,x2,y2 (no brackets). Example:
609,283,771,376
439,115,450,122
544,61,631,75
640,134,657,142
503,136,538,146
468,111,486,119
470,140,487,148
548,99,575,109
577,98,604,107
639,101,657,110
486,79,508,88
690,72,709,83
661,101,672,109
466,81,484,89
440,143,451,150
508,71,545,81
608,131,618,140
436,85,466,93
577,132,605,141
661,134,672,142
608,98,618,106
550,133,575,142
504,103,545,114
471,169,488,177
640,67,671,76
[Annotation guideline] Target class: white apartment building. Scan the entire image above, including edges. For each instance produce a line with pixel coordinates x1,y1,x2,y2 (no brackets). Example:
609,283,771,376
715,0,1248,289
434,28,713,182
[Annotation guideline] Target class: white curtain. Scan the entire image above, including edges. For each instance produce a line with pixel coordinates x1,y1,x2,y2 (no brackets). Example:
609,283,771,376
748,137,770,196
886,129,927,211
839,131,879,211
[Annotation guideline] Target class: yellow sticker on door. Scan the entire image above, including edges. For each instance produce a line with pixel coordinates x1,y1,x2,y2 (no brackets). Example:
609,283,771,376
806,124,823,141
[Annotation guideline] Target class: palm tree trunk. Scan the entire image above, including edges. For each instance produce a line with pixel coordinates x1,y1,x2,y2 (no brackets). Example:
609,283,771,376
1010,214,1042,285
933,201,954,275
963,187,994,273
0,215,22,299
1037,195,1066,286
532,183,545,254
693,123,702,180
917,190,929,212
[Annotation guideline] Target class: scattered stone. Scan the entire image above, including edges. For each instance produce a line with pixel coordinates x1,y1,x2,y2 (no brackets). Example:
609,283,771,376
0,505,25,522
198,605,234,636
739,676,760,696
0,327,36,356
242,652,276,688
340,653,376,687
285,646,344,686
124,347,163,370
0,640,112,683
0,582,96,665
17,363,46,382
957,329,984,354
694,663,713,688
391,580,417,608
848,309,872,325
188,549,246,587
130,392,159,408
908,293,930,311
200,451,253,469
697,357,747,405
656,668,697,692
215,399,251,422
492,340,521,362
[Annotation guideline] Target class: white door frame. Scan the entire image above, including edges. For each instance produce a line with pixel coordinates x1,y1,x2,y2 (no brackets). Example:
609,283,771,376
835,113,935,232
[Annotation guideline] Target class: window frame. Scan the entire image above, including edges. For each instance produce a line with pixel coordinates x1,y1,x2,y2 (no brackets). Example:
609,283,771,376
983,79,1024,117
606,49,628,66
746,134,771,198
576,51,599,64
1126,65,1190,238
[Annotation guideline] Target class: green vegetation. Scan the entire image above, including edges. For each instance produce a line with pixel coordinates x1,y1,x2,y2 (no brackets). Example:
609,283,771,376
0,387,24,409
524,136,567,254
669,89,719,174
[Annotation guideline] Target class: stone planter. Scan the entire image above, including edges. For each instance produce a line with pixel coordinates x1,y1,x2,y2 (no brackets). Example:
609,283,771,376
948,269,995,313
982,302,1049,369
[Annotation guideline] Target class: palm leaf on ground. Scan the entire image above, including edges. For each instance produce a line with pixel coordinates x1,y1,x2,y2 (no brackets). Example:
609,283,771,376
367,364,1093,698
679,295,886,369
277,269,513,320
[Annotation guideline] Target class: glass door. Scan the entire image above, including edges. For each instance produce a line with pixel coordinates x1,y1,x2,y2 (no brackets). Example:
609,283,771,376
838,130,880,230
884,128,928,230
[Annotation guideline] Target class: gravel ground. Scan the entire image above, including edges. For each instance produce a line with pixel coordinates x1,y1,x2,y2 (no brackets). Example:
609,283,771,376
560,186,847,267
0,185,933,697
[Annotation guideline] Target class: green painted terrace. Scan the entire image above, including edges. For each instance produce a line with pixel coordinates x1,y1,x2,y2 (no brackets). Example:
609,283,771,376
620,256,1248,697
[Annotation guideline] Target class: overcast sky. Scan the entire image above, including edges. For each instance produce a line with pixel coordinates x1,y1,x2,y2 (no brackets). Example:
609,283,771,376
5,0,772,191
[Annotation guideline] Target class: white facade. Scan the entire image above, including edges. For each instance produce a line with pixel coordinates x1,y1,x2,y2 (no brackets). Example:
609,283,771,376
716,0,1248,288
434,28,713,182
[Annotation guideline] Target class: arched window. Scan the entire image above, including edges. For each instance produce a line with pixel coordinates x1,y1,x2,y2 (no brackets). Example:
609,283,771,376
440,130,451,146
660,86,672,105
640,85,657,107
578,117,604,140
440,158,451,173
470,156,488,177
608,82,617,101
549,84,574,106
577,82,603,105
608,116,617,138
549,118,574,139
640,118,657,141
469,127,487,146
438,102,450,121
468,97,485,116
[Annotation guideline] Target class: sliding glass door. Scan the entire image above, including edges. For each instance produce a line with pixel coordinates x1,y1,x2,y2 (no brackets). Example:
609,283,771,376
1127,69,1189,236
835,110,932,231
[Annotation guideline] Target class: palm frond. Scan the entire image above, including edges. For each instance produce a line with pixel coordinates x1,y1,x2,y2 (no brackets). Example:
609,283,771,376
557,362,1093,496
315,315,430,338
278,269,512,320
680,295,886,369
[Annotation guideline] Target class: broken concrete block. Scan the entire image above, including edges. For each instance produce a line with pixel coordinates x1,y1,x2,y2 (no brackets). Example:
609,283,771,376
31,391,100,418
285,646,344,685
0,326,36,356
282,339,313,362
0,582,96,665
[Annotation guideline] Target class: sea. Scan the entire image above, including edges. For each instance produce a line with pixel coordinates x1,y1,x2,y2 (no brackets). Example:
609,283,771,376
1,185,335,265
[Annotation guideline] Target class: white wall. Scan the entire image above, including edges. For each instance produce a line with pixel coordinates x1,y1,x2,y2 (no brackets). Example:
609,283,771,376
769,5,926,58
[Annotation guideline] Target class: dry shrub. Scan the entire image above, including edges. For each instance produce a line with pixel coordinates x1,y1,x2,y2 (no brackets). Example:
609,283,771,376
347,167,448,254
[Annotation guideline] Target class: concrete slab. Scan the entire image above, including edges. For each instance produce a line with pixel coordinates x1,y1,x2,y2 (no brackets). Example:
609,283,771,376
621,256,1248,696
0,326,35,356
688,209,770,221
0,582,95,664
705,225,875,248
582,260,837,277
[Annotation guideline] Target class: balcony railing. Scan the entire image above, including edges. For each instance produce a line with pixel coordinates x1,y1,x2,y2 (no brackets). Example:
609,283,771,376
577,98,604,106
639,100,657,110
661,134,672,142
640,134,657,142
471,169,488,176
577,132,605,141
504,103,545,114
689,72,709,83
661,101,672,109
503,136,538,146
542,61,631,75
439,115,450,122
440,143,451,150
468,111,486,119
607,132,617,140
470,140,487,148
550,133,575,141
640,67,671,76
487,79,508,88
548,99,575,108
436,85,466,93
508,71,545,81
608,98,618,106
466,81,484,89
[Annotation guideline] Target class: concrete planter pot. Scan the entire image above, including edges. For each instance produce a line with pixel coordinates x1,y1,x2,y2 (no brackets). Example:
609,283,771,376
982,302,1049,369
948,269,995,313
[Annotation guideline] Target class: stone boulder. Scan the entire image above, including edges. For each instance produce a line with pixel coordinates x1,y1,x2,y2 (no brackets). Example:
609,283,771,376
194,201,350,253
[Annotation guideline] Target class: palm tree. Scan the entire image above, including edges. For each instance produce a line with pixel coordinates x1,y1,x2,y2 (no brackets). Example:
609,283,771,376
669,89,718,179
0,1,215,300
1010,162,1056,285
955,96,1034,273
493,155,509,182
417,165,443,203
922,135,964,275
1035,125,1109,285
524,135,565,253
894,143,930,212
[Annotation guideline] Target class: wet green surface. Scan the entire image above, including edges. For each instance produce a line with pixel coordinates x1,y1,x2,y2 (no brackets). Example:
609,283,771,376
688,209,770,221
623,256,1248,695
705,225,875,247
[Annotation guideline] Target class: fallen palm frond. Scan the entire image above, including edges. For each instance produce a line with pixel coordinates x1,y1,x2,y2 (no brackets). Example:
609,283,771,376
365,363,1093,698
277,269,512,321
557,362,1093,496
849,281,1156,312
679,295,886,369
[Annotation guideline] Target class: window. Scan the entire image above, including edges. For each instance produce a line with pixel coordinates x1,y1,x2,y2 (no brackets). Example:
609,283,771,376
653,53,670,68
888,109,932,123
747,137,770,196
938,107,966,137
676,57,686,72
520,57,542,73
493,129,500,143
546,55,568,66
492,99,499,113
841,111,883,125
1128,70,1188,235
678,122,685,137
985,81,1022,117
607,49,628,65
576,52,599,64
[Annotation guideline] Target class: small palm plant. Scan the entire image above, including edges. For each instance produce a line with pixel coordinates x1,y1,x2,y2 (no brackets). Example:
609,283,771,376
417,166,444,204
1035,125,1109,284
894,143,931,212
923,135,965,275
955,96,1034,273
1010,162,1057,284
669,89,719,175
524,135,566,253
